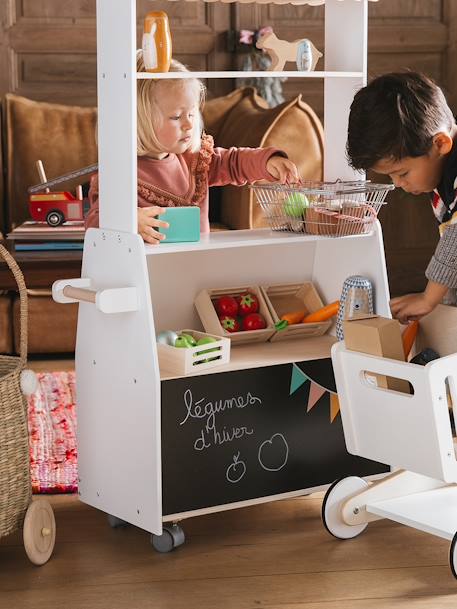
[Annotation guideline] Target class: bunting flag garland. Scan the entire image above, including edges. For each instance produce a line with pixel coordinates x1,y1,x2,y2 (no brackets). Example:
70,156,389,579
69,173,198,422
330,393,340,423
306,382,327,412
289,363,311,395
289,363,340,423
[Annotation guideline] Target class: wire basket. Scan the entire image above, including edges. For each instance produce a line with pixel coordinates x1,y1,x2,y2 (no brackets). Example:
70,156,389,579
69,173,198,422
251,181,394,237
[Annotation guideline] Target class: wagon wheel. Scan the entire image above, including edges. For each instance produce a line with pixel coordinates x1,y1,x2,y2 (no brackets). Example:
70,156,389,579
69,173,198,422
23,499,56,565
151,524,185,553
46,210,65,227
322,476,369,539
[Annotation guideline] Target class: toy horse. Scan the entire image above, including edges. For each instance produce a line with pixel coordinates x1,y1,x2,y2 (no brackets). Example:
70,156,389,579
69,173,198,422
256,29,322,72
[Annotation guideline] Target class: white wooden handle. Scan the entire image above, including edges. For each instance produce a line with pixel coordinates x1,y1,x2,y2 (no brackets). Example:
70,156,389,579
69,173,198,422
52,278,138,314
63,286,97,303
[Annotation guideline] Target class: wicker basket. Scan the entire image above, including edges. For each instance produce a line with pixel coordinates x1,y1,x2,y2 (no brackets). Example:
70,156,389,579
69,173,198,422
0,244,31,538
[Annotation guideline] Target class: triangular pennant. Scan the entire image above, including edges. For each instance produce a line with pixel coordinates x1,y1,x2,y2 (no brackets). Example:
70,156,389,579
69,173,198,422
330,393,340,423
307,382,327,412
289,363,310,395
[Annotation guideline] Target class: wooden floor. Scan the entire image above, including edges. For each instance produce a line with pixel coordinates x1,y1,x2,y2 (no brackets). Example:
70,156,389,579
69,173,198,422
2,493,457,609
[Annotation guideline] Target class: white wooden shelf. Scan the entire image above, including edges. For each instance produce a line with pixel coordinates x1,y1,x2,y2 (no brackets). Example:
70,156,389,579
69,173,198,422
137,70,364,80
160,334,337,380
367,486,457,541
144,227,372,255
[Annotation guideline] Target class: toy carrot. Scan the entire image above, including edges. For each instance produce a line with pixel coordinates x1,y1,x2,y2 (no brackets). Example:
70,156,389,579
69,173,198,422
275,309,308,331
302,301,339,323
402,319,419,359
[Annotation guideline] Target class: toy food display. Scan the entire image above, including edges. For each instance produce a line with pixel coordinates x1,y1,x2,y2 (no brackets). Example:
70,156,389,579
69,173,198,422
261,283,333,342
302,301,339,323
195,286,275,344
157,329,230,375
215,291,267,332
305,200,371,237
142,11,172,73
156,330,179,346
402,320,419,359
276,309,308,329
335,275,374,341
283,193,309,218
252,181,392,238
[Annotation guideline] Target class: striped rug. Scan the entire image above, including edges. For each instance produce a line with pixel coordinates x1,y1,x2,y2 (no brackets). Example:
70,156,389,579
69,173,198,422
28,371,77,493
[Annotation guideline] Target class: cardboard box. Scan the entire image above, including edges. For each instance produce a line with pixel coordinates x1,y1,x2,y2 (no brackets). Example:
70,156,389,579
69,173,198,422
343,315,410,393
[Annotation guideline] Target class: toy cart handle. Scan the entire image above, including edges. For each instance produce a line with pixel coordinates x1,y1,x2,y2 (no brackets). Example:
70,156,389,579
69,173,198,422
0,244,27,364
53,278,138,314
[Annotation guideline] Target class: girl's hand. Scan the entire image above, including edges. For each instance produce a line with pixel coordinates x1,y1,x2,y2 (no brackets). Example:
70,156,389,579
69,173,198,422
390,292,436,324
266,156,300,184
138,206,169,245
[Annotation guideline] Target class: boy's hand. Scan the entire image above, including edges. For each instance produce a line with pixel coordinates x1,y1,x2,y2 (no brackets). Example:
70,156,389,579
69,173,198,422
390,293,435,324
266,156,300,184
138,206,169,245
390,280,448,323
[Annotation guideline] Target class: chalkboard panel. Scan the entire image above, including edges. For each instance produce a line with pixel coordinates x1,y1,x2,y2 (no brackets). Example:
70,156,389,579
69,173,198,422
161,359,388,515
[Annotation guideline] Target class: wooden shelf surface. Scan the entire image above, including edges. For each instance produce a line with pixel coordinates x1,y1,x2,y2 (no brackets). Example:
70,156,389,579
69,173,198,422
145,227,371,256
138,70,364,80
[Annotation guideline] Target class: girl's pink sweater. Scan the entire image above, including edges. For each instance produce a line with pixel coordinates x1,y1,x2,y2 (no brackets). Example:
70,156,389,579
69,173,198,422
85,134,283,233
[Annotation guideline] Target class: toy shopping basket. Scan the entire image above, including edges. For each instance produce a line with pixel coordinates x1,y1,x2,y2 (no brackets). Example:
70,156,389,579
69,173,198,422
0,244,55,565
251,180,394,237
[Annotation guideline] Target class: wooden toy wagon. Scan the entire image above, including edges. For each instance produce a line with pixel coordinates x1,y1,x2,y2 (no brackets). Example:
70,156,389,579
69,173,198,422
0,245,56,565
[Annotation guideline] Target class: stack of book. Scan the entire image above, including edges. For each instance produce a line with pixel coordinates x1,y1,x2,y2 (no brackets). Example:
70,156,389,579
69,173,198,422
7,221,85,251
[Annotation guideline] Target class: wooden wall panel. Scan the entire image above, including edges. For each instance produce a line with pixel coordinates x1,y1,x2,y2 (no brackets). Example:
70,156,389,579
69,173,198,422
19,1,96,19
364,2,452,296
0,0,232,105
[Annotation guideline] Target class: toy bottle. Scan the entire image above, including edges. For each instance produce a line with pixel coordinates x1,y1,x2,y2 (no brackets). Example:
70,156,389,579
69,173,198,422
142,11,172,73
336,275,374,341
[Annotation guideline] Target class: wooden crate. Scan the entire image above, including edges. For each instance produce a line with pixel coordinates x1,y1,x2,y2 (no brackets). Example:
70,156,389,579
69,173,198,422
195,286,275,344
157,329,230,376
261,283,332,342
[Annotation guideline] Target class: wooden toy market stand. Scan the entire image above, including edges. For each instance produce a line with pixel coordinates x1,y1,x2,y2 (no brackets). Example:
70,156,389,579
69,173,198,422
53,0,390,551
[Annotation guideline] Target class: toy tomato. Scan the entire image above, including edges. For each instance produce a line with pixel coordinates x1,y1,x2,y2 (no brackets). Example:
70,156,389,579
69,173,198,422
237,292,259,316
215,295,239,317
219,315,240,333
242,313,266,331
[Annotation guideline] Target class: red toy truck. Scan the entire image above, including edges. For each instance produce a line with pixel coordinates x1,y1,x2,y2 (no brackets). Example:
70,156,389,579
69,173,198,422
28,191,85,226
27,160,97,226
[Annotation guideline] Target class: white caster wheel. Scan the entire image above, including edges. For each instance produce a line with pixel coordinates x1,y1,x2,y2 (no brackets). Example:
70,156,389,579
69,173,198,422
151,524,185,553
322,476,368,540
107,514,129,528
23,499,56,565
449,532,457,580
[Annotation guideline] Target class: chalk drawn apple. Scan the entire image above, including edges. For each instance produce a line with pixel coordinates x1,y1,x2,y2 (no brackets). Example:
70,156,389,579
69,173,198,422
226,452,246,484
258,433,289,472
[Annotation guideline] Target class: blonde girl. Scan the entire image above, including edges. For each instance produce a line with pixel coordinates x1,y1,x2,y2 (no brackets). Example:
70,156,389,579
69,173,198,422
86,53,299,244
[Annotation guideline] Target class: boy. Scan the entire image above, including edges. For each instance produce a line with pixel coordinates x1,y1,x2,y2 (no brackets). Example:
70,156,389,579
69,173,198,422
347,71,457,323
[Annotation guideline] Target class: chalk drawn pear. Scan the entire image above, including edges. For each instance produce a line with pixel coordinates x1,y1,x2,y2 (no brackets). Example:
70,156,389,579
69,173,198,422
226,452,247,484
258,433,289,472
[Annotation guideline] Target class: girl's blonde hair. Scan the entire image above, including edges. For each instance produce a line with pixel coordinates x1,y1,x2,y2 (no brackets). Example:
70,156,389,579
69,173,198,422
136,51,206,156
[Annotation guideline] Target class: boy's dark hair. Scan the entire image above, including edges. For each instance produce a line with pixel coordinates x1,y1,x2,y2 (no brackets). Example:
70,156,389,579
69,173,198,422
347,72,455,170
